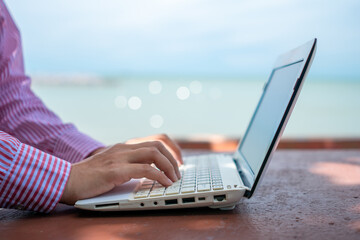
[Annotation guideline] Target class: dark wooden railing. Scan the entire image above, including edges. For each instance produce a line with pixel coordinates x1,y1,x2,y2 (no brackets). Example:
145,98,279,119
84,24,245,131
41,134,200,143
177,138,360,151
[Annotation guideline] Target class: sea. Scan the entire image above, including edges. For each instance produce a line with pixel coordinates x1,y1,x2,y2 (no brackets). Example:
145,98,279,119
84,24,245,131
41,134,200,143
31,75,360,145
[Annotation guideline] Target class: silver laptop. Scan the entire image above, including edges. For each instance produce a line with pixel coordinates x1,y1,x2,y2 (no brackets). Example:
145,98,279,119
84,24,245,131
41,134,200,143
75,39,317,211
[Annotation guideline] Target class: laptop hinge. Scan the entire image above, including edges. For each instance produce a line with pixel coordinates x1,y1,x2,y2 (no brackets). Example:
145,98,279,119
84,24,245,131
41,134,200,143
233,154,254,198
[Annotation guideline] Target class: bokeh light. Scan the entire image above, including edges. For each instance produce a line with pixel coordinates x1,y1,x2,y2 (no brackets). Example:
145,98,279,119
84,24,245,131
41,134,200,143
150,114,164,128
148,80,162,95
176,86,190,100
128,96,142,110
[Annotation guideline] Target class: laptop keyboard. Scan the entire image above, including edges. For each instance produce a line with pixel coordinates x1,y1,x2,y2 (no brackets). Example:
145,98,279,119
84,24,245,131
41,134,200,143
134,155,224,199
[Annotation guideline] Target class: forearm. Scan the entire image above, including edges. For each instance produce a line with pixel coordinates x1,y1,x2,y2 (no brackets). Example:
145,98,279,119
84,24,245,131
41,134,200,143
0,131,70,212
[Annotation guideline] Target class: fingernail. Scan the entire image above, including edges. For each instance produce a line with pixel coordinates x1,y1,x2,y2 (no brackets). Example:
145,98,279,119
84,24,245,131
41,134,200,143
165,178,173,186
172,176,178,183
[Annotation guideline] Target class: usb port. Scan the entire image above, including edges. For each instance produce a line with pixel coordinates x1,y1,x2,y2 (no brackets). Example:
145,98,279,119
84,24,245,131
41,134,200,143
165,199,178,205
182,197,195,204
213,194,226,202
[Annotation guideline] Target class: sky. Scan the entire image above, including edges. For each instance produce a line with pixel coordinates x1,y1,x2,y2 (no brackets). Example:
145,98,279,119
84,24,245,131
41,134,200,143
5,0,360,79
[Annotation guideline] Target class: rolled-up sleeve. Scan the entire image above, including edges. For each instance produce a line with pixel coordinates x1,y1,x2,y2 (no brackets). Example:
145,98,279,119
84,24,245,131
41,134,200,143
0,1,105,163
0,131,71,212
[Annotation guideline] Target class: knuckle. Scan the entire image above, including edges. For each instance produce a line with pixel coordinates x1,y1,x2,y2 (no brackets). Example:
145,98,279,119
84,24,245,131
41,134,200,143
152,140,163,148
104,158,116,168
148,146,160,155
141,164,153,173
159,133,168,139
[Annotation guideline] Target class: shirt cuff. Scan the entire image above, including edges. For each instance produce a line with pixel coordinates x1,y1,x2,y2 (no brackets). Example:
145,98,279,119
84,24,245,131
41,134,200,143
53,129,105,163
0,143,71,213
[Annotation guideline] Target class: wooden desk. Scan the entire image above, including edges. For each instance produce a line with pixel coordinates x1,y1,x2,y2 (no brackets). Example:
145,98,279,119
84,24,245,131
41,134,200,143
1,150,359,240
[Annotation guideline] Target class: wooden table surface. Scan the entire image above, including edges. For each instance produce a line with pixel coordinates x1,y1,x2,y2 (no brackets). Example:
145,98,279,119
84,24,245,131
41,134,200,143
1,150,359,240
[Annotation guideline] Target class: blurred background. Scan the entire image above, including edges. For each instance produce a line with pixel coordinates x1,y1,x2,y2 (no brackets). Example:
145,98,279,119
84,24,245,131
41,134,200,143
6,0,360,145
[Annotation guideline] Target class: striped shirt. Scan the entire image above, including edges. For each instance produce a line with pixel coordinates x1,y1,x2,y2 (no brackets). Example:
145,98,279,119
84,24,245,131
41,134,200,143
0,1,105,212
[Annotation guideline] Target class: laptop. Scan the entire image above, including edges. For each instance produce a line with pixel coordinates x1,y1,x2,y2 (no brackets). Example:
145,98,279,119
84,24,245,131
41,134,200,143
75,39,317,211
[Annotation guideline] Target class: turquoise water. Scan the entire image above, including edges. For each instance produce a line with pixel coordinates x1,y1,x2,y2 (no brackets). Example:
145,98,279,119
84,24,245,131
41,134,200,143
32,77,360,145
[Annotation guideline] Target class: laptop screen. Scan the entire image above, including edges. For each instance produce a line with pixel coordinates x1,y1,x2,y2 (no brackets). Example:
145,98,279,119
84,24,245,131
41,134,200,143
238,60,303,176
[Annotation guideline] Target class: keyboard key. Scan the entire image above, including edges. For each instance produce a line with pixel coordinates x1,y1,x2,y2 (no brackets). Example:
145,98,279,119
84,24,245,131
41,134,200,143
134,190,150,198
165,188,180,195
149,192,163,197
172,181,181,186
198,174,210,177
181,181,196,187
181,187,195,193
150,188,165,197
212,179,223,184
183,178,195,182
183,179,195,183
182,183,196,188
213,185,224,190
167,185,180,190
198,180,210,184
197,184,211,192
213,177,222,180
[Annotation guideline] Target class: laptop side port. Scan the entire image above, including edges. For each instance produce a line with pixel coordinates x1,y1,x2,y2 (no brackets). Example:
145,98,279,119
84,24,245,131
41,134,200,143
95,202,119,209
165,199,178,205
198,197,206,201
182,197,195,204
213,194,226,202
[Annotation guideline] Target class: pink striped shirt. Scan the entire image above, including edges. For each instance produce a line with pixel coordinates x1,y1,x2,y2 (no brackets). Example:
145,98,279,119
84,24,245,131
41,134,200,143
0,1,105,212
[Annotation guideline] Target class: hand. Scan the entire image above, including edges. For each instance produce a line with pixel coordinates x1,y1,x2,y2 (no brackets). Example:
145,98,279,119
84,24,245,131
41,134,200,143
126,134,183,165
60,141,181,205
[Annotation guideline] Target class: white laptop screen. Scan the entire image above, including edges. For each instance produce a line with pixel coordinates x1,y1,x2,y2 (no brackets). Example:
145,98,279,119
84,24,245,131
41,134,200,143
239,60,303,176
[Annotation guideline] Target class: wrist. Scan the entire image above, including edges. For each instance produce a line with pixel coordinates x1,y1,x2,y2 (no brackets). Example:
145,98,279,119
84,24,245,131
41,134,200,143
87,147,107,158
60,164,78,205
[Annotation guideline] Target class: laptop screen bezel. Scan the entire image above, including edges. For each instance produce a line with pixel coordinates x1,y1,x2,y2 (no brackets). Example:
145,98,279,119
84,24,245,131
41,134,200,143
233,39,317,198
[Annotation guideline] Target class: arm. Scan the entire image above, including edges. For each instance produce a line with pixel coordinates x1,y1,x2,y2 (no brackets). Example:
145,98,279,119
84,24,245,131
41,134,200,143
0,130,181,210
0,1,104,163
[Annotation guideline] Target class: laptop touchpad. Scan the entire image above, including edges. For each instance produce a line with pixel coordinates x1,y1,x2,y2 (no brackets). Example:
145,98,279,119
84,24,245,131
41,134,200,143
76,179,140,205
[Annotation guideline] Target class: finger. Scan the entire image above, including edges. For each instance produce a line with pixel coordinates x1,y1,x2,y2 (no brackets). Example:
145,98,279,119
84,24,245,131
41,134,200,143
146,141,181,179
122,164,173,187
156,134,183,165
128,141,181,179
128,147,179,182
126,135,183,165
